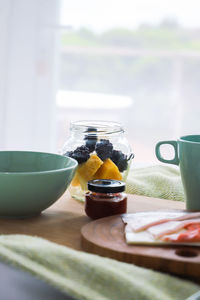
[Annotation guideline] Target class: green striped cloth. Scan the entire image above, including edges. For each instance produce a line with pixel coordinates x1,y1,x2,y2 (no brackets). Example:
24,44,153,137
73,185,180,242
0,235,198,300
126,165,184,201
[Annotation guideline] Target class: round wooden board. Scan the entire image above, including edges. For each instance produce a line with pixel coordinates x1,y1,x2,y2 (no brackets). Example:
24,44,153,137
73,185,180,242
81,215,200,281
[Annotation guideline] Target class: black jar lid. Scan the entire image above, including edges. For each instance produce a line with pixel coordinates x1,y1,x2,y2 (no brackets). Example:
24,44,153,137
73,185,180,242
88,179,125,193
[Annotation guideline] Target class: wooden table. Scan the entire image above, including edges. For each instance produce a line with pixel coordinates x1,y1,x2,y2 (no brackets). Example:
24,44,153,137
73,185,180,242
0,192,184,250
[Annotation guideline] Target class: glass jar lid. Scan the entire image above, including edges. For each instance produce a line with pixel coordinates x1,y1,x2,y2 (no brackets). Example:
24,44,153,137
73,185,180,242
70,120,124,136
88,179,126,193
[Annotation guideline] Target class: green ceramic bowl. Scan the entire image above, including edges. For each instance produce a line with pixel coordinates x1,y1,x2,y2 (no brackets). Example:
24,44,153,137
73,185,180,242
0,151,78,217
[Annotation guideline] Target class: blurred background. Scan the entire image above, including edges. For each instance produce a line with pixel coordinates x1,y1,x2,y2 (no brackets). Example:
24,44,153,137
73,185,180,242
1,0,200,163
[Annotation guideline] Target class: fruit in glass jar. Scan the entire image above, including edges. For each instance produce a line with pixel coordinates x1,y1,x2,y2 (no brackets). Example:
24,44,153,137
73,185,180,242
84,137,97,153
76,154,103,190
95,139,113,161
66,136,131,192
85,126,97,133
93,158,122,180
84,126,98,152
71,173,80,186
111,150,128,172
64,145,90,164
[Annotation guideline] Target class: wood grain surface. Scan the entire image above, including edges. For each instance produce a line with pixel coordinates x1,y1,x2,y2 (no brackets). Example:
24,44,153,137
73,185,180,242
2,191,198,280
81,214,200,281
0,192,184,251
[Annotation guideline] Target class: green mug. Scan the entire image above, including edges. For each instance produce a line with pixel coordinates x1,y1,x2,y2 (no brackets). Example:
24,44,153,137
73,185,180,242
155,135,200,211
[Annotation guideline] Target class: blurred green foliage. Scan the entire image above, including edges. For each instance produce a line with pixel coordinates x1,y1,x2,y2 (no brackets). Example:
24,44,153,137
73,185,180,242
61,22,200,50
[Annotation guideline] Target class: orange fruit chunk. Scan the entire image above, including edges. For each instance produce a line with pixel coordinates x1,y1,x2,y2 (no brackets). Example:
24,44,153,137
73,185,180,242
71,173,80,186
94,158,122,180
76,154,103,190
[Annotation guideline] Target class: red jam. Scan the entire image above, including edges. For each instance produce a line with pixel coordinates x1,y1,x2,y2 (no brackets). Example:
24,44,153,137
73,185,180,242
85,179,127,219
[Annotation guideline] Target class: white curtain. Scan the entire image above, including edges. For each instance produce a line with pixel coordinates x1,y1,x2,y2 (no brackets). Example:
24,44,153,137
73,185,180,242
0,0,60,152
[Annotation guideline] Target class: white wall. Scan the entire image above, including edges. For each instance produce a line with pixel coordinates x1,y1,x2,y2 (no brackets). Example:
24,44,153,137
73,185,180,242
0,0,60,152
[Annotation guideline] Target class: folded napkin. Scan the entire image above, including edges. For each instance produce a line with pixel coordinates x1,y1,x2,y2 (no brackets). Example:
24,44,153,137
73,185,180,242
0,235,198,300
126,165,184,201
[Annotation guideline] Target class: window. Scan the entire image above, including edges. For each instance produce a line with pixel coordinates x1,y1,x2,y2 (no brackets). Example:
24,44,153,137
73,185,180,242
1,1,200,162
57,0,200,163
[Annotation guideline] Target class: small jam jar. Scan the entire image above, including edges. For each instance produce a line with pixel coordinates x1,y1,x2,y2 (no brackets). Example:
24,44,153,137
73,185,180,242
85,179,127,219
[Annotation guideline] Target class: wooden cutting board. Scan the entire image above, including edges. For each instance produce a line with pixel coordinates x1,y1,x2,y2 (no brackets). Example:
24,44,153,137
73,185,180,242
81,215,200,281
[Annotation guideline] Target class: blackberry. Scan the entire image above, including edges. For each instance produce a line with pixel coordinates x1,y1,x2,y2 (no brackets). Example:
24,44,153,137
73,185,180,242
64,151,74,158
84,127,98,153
85,137,97,153
95,139,113,161
64,146,90,164
85,126,97,133
111,150,128,172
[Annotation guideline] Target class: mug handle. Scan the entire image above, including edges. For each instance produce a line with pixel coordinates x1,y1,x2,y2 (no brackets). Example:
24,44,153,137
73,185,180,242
155,140,179,165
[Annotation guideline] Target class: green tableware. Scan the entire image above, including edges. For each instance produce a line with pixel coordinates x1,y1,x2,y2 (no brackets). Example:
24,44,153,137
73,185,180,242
0,151,77,217
155,135,200,210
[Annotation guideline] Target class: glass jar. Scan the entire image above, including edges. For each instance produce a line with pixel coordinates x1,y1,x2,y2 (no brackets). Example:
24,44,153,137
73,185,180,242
61,120,133,201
